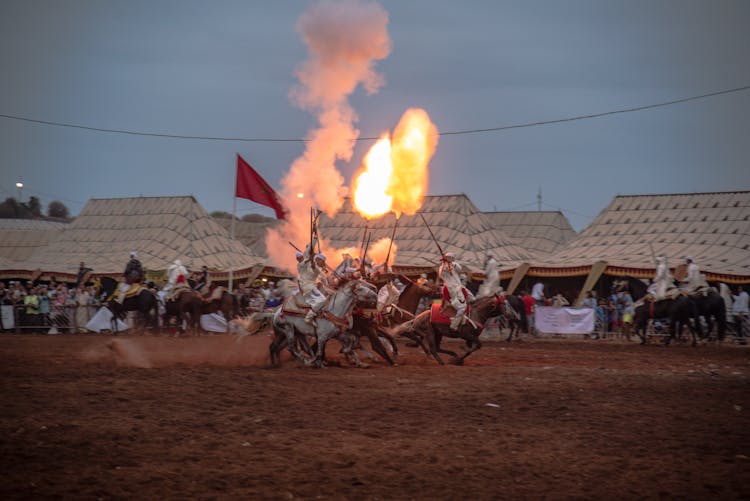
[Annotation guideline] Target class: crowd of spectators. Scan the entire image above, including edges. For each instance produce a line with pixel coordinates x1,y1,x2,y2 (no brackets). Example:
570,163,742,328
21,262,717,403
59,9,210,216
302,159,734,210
0,279,104,333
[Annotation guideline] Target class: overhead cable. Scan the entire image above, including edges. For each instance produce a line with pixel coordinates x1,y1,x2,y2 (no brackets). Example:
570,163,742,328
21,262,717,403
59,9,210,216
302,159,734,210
0,85,748,143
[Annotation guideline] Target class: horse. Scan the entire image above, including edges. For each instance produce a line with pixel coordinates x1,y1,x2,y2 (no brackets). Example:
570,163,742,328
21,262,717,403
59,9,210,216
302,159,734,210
633,295,703,346
499,294,528,342
100,277,158,334
390,294,504,365
349,277,436,363
691,290,727,342
270,278,378,368
163,289,203,335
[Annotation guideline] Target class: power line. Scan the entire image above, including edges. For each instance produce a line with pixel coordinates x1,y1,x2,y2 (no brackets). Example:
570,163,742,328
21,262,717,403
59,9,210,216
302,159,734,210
0,85,748,143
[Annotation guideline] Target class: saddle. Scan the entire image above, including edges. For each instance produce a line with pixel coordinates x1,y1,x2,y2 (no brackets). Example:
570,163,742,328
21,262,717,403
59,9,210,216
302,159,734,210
281,293,314,315
123,282,143,299
202,286,226,303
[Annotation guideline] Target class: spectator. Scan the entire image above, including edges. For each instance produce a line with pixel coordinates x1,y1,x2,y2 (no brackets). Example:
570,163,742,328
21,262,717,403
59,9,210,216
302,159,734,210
38,285,51,328
531,281,545,306
520,289,536,335
75,285,91,333
732,285,749,342
618,287,635,341
76,262,92,286
23,286,40,330
552,292,569,307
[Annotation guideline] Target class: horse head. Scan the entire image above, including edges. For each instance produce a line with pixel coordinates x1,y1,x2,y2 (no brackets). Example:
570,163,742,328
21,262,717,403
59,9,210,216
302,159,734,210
351,279,378,305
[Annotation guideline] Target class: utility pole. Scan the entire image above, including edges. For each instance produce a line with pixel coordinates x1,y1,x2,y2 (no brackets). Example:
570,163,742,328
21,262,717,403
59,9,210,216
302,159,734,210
537,185,542,211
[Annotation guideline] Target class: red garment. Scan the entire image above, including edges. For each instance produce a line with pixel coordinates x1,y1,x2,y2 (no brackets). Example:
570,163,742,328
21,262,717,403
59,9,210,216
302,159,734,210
176,275,186,284
522,294,536,316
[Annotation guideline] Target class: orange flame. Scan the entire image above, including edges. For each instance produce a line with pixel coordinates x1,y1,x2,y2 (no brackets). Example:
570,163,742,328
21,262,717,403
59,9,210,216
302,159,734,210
352,108,438,219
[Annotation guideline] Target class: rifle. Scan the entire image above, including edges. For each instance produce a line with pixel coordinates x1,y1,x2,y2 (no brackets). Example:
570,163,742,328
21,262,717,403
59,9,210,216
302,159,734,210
360,231,372,275
419,212,445,260
358,221,369,260
288,241,302,253
384,216,399,273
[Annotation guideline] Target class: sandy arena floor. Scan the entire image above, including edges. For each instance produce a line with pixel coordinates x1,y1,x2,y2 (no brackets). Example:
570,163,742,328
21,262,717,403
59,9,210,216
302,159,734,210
1,332,749,499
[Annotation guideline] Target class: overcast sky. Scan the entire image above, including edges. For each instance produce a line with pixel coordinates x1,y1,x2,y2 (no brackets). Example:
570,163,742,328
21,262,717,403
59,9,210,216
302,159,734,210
1,0,749,231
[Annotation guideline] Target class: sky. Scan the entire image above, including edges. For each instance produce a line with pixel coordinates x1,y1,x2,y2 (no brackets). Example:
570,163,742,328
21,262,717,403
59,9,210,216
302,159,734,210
1,0,749,231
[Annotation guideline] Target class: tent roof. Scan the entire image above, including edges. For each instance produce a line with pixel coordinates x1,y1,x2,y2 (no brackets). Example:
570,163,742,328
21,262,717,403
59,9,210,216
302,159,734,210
318,194,535,271
534,191,750,277
483,211,576,258
6,196,263,275
214,215,280,258
0,219,67,262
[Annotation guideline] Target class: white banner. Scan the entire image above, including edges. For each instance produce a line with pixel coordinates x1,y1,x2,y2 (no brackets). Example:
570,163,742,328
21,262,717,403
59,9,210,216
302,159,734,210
535,306,594,334
1,305,14,330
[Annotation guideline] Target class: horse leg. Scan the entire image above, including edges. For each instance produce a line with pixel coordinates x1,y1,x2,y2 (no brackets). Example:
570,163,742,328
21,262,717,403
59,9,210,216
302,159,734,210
365,329,394,365
281,324,310,364
433,330,459,359
452,336,482,365
375,327,399,358
425,329,445,365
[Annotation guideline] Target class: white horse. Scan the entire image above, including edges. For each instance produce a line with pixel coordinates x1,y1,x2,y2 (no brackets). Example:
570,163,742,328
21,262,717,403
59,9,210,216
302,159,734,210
270,278,377,367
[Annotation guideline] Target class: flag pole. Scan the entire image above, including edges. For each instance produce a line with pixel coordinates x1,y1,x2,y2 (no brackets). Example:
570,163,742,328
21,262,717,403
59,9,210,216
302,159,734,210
229,191,237,293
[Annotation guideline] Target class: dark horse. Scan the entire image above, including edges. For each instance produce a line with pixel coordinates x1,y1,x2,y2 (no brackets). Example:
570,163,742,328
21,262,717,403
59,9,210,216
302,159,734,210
100,277,158,333
633,295,703,346
391,294,503,365
350,277,436,363
500,294,529,342
691,290,727,342
163,289,203,335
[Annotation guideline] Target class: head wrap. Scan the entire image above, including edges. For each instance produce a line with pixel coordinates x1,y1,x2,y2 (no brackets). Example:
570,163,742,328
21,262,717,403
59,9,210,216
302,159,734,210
686,256,694,262
314,253,326,262
130,251,138,258
295,251,303,259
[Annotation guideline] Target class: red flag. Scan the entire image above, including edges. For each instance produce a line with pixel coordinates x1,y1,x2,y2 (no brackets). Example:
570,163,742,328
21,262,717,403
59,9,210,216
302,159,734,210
235,154,286,219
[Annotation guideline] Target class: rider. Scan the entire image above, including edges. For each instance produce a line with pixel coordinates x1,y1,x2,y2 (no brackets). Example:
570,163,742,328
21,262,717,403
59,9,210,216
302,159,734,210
376,276,402,314
439,252,469,330
297,236,328,325
477,252,500,298
653,255,674,300
116,251,144,303
164,259,189,300
682,256,704,293
193,265,209,293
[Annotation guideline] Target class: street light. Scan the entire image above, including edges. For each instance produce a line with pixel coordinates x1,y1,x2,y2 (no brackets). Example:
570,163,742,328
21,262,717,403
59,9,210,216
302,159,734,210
15,182,23,201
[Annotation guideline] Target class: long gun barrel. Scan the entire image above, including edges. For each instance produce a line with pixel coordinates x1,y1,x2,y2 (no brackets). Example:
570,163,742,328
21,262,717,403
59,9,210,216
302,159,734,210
384,216,399,272
419,212,445,259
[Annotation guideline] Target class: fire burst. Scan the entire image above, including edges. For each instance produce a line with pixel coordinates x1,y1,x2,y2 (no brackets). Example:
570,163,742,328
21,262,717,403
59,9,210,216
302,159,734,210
352,108,438,219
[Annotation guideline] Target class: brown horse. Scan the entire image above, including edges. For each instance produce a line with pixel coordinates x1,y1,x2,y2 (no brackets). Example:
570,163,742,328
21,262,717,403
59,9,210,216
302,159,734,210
391,294,503,365
163,289,203,335
200,289,237,330
349,277,435,362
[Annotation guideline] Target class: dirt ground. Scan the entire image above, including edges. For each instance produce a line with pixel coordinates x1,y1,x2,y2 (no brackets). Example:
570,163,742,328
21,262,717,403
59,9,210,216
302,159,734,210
1,332,749,500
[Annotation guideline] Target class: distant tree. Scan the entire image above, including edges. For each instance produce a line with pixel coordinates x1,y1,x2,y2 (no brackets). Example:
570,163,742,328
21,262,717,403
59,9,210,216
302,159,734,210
27,196,42,217
210,211,235,219
0,197,28,218
241,213,275,223
47,200,70,219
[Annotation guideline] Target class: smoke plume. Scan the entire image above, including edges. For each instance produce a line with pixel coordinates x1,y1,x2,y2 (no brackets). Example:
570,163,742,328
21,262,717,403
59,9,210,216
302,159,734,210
266,0,391,271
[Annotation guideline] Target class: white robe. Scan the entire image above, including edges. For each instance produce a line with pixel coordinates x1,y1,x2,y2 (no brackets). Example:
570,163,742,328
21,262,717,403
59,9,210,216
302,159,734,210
440,261,467,327
297,248,327,313
654,260,672,299
477,257,499,298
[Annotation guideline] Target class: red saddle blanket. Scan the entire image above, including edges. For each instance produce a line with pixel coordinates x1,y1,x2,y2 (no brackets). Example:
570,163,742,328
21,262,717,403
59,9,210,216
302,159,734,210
430,303,453,325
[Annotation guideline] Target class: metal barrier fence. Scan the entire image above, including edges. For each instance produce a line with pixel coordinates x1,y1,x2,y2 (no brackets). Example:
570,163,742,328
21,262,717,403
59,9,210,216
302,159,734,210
0,303,102,334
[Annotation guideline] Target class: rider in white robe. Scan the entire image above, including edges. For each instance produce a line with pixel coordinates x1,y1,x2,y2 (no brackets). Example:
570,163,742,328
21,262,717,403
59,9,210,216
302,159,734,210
477,253,500,298
683,256,703,292
439,252,468,330
163,259,188,300
297,238,328,324
653,256,672,300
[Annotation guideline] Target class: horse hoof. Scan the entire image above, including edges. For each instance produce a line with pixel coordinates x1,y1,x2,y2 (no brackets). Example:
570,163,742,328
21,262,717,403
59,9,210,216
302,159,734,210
450,358,464,366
